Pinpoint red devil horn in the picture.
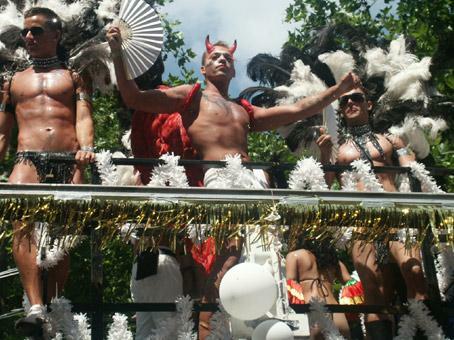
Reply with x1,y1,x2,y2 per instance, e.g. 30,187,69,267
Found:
205,35,214,54
229,40,237,55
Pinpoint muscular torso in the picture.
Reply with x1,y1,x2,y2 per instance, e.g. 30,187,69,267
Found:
183,91,250,161
10,67,78,152
337,134,397,191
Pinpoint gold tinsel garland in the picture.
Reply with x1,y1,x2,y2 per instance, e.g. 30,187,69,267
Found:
0,197,452,250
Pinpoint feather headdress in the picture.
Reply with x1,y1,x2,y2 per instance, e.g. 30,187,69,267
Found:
242,23,451,161
0,0,164,92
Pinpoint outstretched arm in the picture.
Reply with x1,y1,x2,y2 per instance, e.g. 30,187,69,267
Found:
106,26,192,113
0,79,14,160
251,72,361,131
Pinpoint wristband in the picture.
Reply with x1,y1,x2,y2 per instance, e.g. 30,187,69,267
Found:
80,146,95,152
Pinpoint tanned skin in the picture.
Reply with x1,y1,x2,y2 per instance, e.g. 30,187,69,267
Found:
107,25,361,339
106,26,362,164
322,88,428,326
0,13,95,308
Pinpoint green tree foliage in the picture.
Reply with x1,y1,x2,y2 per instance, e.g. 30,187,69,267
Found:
283,0,453,190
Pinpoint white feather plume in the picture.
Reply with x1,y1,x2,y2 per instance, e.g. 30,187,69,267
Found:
27,0,92,22
275,60,338,161
318,50,355,83
95,0,120,23
384,57,431,101
389,116,447,159
275,60,327,105
0,2,23,29
363,47,387,77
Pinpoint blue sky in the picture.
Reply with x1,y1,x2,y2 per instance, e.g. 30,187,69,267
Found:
161,0,389,96
161,0,295,96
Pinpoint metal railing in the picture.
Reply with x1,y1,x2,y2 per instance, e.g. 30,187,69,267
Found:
0,156,453,339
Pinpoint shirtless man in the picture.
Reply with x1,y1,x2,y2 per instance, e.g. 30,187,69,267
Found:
0,7,94,337
321,87,429,339
107,27,361,338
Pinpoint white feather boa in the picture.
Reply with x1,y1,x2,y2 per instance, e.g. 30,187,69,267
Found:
23,297,91,340
148,153,189,188
309,298,345,340
107,313,133,340
150,295,197,340
341,159,384,192
206,303,233,340
34,222,83,269
395,299,447,339
95,150,140,186
434,244,454,301
407,161,445,193
288,157,328,191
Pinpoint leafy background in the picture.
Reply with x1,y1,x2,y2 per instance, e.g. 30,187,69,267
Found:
0,0,452,338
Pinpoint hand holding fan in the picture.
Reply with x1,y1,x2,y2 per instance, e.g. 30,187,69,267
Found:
115,0,164,79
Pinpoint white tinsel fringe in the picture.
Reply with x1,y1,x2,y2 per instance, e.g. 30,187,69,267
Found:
309,298,345,340
107,313,133,340
95,150,119,185
288,157,328,191
187,224,209,245
206,154,262,189
175,295,197,339
434,244,454,301
148,153,189,187
150,295,197,340
95,150,138,186
206,303,233,340
34,222,82,269
341,160,384,192
408,161,444,193
121,129,132,152
48,297,91,340
395,299,446,339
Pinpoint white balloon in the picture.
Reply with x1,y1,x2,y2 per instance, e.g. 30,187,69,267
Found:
219,262,277,320
252,320,294,340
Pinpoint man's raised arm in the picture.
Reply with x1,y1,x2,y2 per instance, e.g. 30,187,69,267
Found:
106,26,192,113
251,72,361,131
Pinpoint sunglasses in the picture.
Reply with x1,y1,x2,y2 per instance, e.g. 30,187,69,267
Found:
339,93,366,106
20,26,45,38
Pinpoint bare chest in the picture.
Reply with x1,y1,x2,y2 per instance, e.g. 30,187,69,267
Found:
12,69,75,104
338,137,394,165
197,93,250,126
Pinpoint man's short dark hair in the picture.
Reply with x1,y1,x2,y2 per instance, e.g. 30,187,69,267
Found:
24,7,62,32
201,41,230,66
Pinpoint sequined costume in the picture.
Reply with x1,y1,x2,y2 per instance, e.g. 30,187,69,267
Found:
15,151,76,184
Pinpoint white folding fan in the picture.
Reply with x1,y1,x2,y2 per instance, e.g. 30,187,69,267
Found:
116,0,164,79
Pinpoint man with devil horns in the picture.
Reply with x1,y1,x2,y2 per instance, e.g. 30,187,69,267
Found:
106,28,362,338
